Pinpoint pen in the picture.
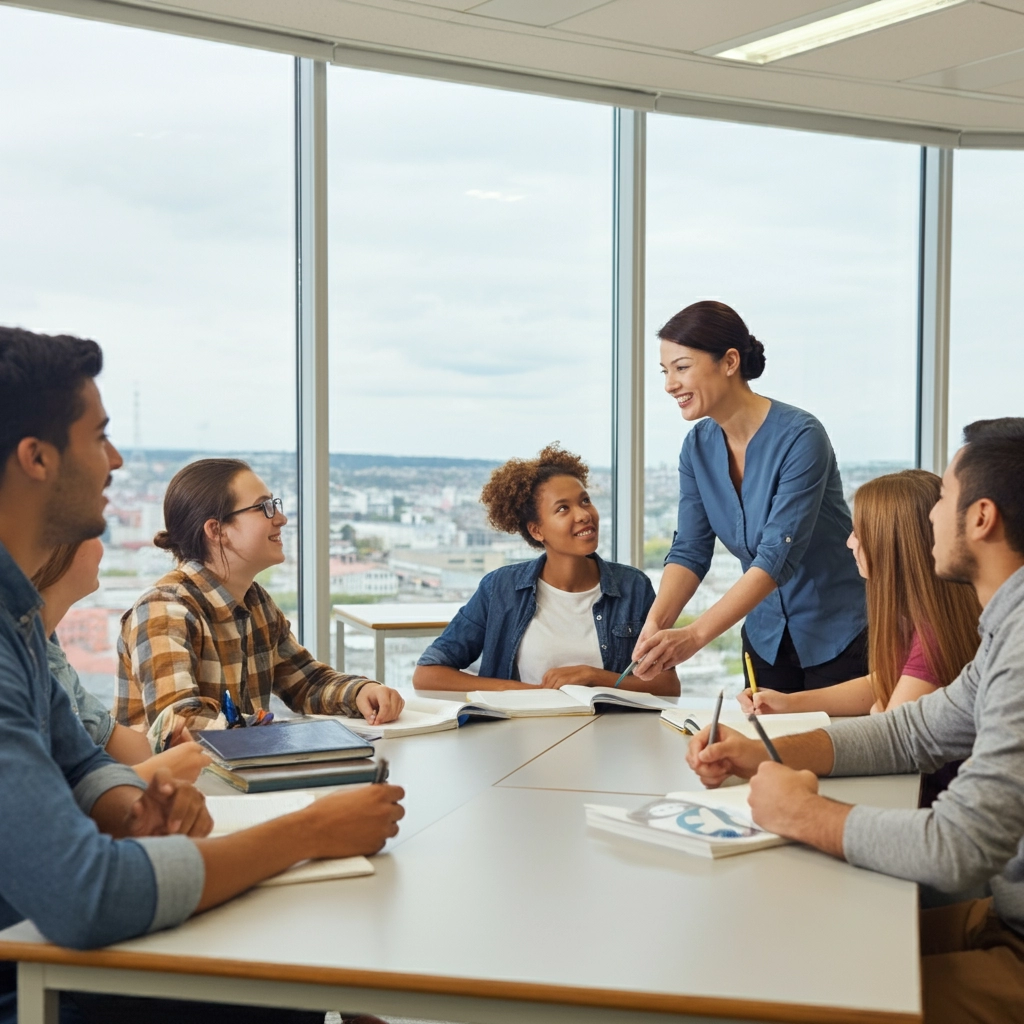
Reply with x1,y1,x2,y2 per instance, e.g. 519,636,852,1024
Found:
613,660,637,689
373,757,390,784
744,651,759,695
747,713,782,763
222,691,246,728
708,688,724,746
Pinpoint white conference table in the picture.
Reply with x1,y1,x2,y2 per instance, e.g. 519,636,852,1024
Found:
332,603,463,683
2,699,923,1024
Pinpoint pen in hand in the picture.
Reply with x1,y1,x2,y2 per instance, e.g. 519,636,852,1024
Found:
613,660,637,689
708,688,724,746
747,713,782,764
744,651,759,696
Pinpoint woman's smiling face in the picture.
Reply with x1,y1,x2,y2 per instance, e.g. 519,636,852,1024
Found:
660,340,738,422
527,475,599,556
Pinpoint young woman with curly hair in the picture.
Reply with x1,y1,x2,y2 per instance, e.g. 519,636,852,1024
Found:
413,445,680,695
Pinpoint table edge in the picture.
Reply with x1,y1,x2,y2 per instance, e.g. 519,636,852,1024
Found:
0,942,920,1024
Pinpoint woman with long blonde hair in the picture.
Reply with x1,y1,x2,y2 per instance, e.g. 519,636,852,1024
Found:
739,469,980,717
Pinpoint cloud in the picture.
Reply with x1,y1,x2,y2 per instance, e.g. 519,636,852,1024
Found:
465,189,526,202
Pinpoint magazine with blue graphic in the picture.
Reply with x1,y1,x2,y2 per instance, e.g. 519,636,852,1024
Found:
585,784,789,859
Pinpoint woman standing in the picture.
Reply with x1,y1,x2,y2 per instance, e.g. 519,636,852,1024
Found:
633,301,866,692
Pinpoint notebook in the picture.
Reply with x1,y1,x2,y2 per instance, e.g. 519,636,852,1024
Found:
660,708,831,740
206,792,375,885
205,758,379,793
585,785,787,859
198,719,374,768
316,696,509,739
464,685,677,717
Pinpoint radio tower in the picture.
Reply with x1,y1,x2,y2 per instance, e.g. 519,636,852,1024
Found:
132,385,142,462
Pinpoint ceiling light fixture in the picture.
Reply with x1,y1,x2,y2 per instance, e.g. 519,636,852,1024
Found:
713,0,970,65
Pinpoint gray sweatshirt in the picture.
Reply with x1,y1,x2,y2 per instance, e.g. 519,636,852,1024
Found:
827,565,1024,937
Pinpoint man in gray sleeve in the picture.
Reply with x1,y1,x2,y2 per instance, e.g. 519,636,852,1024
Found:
687,417,1024,1023
0,327,405,1024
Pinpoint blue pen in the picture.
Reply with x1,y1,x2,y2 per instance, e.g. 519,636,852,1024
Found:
222,691,245,728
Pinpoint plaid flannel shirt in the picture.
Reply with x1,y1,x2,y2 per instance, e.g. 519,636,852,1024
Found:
114,560,373,730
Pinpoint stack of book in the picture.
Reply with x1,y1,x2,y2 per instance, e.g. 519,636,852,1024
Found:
199,719,380,793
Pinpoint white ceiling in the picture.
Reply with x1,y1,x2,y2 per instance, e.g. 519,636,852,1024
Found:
12,0,1024,142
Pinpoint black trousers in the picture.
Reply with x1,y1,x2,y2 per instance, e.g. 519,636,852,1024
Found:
741,625,868,694
62,993,326,1024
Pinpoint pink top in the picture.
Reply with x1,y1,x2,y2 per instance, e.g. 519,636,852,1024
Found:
901,630,942,686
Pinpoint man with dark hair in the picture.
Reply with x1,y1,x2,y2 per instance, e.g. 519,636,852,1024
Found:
0,327,404,1024
688,417,1024,1023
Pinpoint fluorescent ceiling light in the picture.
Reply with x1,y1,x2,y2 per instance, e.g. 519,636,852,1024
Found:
713,0,970,65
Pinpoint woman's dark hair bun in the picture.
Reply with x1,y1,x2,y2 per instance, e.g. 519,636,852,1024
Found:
658,300,766,382
152,530,175,553
155,458,250,564
743,334,766,380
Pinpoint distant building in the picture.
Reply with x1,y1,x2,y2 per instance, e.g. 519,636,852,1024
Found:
329,559,399,596
56,607,109,653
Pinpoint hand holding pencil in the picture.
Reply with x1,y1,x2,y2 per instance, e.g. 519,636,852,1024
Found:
685,722,774,790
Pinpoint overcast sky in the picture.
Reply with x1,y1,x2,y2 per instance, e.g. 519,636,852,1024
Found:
0,4,1019,469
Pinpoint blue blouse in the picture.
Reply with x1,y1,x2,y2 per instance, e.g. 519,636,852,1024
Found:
665,400,866,668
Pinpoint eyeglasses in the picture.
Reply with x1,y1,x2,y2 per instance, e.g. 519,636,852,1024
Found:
223,497,284,520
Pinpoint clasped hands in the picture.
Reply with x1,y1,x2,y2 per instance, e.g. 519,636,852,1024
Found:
124,769,212,839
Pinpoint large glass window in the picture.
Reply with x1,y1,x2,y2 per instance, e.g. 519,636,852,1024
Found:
949,150,1024,455
0,7,295,702
645,116,919,695
327,69,612,683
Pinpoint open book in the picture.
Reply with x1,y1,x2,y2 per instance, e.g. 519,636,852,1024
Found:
323,695,510,739
660,708,830,740
586,785,787,859
465,685,678,717
206,792,375,886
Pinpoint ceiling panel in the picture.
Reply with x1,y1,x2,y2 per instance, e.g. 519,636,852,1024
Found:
910,46,1024,89
552,0,843,54
398,0,482,10
988,77,1024,96
775,3,1024,81
466,0,610,27
8,0,1024,138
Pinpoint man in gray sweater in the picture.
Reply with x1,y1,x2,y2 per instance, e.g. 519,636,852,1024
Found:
687,417,1024,1023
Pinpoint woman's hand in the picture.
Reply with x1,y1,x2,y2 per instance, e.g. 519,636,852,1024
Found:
356,683,405,725
736,688,793,715
540,665,597,689
135,742,212,785
631,616,663,664
631,625,703,681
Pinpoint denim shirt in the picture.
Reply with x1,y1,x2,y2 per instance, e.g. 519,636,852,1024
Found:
46,636,116,748
0,540,203,958
666,400,866,667
417,554,655,679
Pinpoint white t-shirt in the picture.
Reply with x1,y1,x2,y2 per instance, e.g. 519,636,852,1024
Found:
515,578,603,685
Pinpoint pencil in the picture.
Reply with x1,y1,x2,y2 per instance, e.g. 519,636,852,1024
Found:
747,713,782,763
708,688,724,746
744,651,759,694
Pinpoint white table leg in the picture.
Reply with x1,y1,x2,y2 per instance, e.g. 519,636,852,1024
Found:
18,963,58,1024
374,633,386,685
335,620,346,672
